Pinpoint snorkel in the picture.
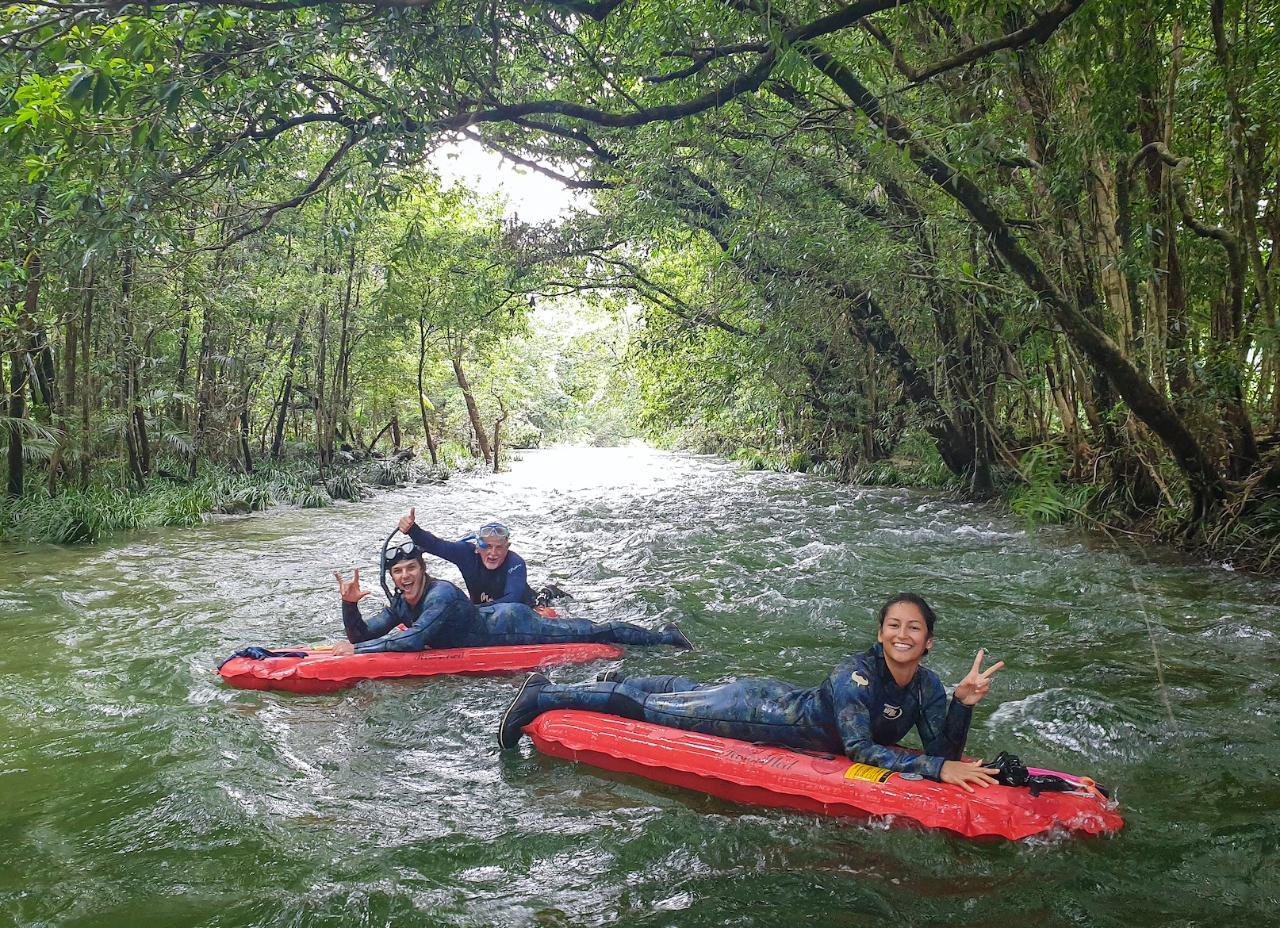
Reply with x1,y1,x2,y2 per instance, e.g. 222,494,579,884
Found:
378,525,398,603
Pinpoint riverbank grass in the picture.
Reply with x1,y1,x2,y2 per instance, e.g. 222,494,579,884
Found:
1,456,475,545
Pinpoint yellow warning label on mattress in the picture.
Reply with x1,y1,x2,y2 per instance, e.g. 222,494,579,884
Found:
843,763,893,784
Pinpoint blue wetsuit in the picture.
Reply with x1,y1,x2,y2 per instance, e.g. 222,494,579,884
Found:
341,578,680,653
407,525,534,606
530,644,972,780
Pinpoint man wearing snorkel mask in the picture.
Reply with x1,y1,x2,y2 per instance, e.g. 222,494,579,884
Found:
396,508,534,607
329,526,693,655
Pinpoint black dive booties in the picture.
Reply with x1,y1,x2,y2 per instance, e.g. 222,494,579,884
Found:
534,584,571,607
661,624,695,650
595,670,626,684
498,672,550,749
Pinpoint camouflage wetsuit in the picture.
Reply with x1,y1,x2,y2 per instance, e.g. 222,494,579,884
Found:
528,643,972,780
341,578,681,653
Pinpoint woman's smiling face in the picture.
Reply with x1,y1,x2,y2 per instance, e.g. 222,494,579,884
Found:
877,600,933,669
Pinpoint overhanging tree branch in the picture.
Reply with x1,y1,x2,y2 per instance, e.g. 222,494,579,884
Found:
909,0,1088,84
588,251,754,337
644,42,769,84
459,128,615,189
778,25,1226,511
211,132,360,251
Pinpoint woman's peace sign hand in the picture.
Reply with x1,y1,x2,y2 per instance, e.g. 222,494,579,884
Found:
954,648,1005,706
335,568,372,604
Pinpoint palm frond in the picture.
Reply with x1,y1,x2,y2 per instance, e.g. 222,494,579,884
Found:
0,416,62,444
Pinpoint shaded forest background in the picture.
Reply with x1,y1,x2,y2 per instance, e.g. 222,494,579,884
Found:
2,0,1278,566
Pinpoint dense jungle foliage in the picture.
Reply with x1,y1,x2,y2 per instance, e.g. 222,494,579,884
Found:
2,0,1278,565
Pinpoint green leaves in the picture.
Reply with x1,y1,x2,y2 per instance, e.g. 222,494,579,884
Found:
63,70,95,106
156,80,182,115
91,71,115,111
1009,445,1097,527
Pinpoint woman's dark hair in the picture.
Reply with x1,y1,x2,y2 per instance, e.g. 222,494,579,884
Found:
877,593,937,637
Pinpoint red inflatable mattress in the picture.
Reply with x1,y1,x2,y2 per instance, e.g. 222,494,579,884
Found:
525,710,1123,840
219,644,623,695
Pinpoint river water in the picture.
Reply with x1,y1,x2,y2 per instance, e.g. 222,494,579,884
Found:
1,447,1277,927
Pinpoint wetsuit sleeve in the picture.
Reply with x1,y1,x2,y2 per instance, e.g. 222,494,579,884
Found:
831,669,951,780
916,675,973,764
352,582,457,653
488,553,530,606
341,600,400,643
407,524,474,567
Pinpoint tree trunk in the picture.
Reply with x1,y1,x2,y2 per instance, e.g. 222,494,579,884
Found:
453,355,492,463
492,398,508,474
31,328,57,418
417,318,439,466
189,304,215,479
334,241,356,448
315,297,330,467
63,294,79,421
174,295,192,427
1090,160,1136,354
7,253,41,497
120,246,150,484
1047,356,1088,472
124,425,145,489
862,351,876,461
132,405,151,480
260,393,280,457
6,338,27,498
239,392,254,475
50,277,81,494
273,309,307,461
366,418,395,454
79,265,95,486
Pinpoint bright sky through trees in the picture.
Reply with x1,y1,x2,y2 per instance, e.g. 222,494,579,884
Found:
431,137,583,225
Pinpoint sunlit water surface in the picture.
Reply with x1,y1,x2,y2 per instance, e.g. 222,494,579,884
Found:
2,447,1277,927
